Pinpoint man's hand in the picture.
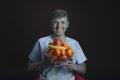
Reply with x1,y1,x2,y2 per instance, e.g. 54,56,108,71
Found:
63,61,86,74
28,55,53,72
63,61,77,70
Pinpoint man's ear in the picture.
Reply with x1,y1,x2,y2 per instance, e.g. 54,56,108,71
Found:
67,21,69,28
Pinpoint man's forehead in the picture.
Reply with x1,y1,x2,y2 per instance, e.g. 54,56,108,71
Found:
52,16,68,21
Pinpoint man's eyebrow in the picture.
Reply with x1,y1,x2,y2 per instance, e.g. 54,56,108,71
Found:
61,21,65,23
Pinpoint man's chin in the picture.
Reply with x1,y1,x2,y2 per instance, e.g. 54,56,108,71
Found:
55,33,63,36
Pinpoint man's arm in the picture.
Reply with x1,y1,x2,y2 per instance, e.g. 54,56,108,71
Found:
73,63,86,74
28,59,51,72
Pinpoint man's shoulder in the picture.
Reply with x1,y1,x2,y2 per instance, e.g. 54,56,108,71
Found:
66,36,78,43
37,35,52,42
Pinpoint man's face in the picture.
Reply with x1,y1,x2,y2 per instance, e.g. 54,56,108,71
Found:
51,16,69,36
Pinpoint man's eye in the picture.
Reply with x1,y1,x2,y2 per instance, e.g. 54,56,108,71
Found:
61,21,65,24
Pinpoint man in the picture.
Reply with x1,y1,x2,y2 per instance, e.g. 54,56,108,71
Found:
28,9,87,80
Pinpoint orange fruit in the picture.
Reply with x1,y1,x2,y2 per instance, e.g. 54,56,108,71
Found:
54,48,61,57
46,49,54,58
48,49,54,54
51,55,58,61
59,55,67,61
62,42,69,48
60,49,66,56
66,48,73,58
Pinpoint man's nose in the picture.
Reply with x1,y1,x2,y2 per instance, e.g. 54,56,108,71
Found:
57,23,62,28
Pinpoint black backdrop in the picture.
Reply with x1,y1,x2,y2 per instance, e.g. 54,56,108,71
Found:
0,0,117,80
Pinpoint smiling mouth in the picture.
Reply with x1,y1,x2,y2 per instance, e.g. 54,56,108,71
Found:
56,28,63,32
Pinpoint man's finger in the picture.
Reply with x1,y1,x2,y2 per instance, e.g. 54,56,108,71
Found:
67,61,74,64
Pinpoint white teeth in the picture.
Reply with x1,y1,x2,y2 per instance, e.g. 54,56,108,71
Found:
57,28,62,32
58,29,61,30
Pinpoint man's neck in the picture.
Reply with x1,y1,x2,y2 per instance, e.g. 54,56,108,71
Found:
52,34,66,42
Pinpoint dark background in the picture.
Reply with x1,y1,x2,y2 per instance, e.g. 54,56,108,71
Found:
0,0,117,80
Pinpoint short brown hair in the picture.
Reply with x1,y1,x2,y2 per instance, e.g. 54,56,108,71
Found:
50,9,69,21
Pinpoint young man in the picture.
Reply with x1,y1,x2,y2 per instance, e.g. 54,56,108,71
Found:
28,9,87,80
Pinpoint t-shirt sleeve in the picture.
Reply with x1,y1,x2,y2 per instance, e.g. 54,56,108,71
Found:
74,41,87,64
28,40,41,62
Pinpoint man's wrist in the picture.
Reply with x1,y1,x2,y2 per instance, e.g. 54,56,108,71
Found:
72,64,80,72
